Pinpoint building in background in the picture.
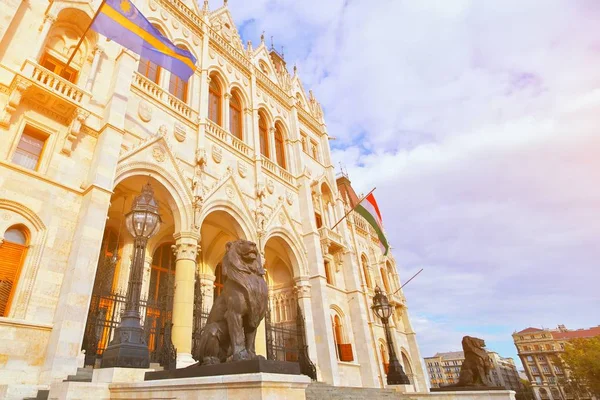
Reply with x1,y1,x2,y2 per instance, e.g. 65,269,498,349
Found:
424,350,522,391
0,0,427,397
513,325,600,400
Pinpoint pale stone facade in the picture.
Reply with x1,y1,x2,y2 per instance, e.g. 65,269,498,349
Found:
513,325,600,400
0,0,427,395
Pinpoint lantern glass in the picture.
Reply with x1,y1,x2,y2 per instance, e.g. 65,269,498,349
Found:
124,183,162,239
372,286,392,320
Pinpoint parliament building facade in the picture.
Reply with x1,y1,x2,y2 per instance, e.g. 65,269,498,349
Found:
0,0,427,396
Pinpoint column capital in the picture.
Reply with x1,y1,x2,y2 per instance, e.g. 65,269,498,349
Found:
293,278,312,299
224,92,232,99
172,231,201,261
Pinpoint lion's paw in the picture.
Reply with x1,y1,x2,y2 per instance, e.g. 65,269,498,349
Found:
202,356,221,365
232,349,252,361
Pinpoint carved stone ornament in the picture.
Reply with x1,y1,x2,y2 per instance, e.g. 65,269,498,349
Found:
286,190,294,205
138,100,152,122
278,213,286,225
211,145,223,163
152,146,166,163
266,179,274,194
171,242,200,261
62,108,90,155
149,0,158,11
225,185,234,199
174,123,186,142
157,124,168,137
237,161,247,178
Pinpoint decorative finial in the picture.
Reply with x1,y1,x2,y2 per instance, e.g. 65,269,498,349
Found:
261,31,265,44
270,36,274,50
293,64,297,75
281,46,285,59
203,0,209,12
224,0,227,5
247,40,253,53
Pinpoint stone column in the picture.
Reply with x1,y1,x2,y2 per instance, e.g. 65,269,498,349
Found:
295,278,320,380
34,14,56,60
243,107,252,145
85,44,104,91
171,231,200,368
268,127,276,161
223,92,231,132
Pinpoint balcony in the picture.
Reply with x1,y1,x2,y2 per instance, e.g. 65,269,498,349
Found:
319,226,345,255
261,155,294,186
132,72,197,125
205,119,252,159
1,59,92,126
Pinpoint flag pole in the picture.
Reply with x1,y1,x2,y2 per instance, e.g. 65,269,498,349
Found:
391,268,423,296
330,187,376,231
65,0,106,70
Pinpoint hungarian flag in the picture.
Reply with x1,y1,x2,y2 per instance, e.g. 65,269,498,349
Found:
353,192,390,255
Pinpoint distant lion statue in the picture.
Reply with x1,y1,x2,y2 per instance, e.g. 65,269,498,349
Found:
193,240,268,365
456,336,492,386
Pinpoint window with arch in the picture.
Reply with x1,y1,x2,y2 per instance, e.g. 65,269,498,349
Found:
138,25,165,84
229,92,243,139
214,262,224,298
361,256,372,289
0,225,29,316
324,260,334,285
168,46,189,102
259,113,269,157
208,76,222,125
274,126,286,169
332,312,353,362
380,341,389,374
381,267,391,293
148,243,176,303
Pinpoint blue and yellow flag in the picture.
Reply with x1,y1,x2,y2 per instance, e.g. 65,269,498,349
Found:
91,0,197,81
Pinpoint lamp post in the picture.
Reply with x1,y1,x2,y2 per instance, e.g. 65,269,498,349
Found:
371,286,410,385
101,182,161,368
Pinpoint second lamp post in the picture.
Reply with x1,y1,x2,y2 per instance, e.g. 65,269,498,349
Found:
371,286,410,385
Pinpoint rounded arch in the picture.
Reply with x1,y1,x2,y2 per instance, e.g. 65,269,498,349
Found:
263,229,307,278
0,199,47,319
199,201,256,245
172,40,199,61
3,224,30,245
145,18,173,42
274,122,287,169
401,349,414,374
229,87,245,140
114,162,192,234
257,106,274,126
229,82,250,107
207,67,230,89
360,253,373,289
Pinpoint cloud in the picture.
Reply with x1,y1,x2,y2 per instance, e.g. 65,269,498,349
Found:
227,0,600,367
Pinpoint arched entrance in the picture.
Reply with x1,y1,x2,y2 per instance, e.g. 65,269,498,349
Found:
81,176,180,368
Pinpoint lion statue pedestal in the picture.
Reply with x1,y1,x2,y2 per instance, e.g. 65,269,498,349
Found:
431,336,506,392
145,240,302,382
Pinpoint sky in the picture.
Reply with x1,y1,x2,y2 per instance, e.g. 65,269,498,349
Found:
226,0,600,369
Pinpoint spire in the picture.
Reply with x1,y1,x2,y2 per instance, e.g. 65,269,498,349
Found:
202,0,209,13
293,64,297,76
224,0,228,6
246,40,253,56
261,31,265,45
270,36,274,50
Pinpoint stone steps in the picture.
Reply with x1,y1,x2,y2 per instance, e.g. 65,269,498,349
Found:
63,367,93,383
23,388,49,400
306,382,401,400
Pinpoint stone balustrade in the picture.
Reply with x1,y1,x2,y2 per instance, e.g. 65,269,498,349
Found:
132,72,196,124
22,59,88,104
205,119,252,158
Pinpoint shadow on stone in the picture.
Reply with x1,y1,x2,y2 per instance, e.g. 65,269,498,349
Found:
145,359,301,381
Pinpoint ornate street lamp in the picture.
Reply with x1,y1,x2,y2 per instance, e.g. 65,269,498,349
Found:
101,182,161,368
371,286,410,385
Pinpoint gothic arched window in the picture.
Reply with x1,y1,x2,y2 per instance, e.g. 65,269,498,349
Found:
259,112,269,157
274,126,286,169
208,76,222,125
229,91,243,139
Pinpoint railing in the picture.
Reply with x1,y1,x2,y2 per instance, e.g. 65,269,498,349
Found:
132,72,196,123
255,68,290,104
206,27,253,71
22,59,87,104
205,119,252,158
319,226,344,246
261,155,295,185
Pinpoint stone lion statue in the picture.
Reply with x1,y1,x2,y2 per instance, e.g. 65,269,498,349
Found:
456,336,492,386
194,240,268,365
